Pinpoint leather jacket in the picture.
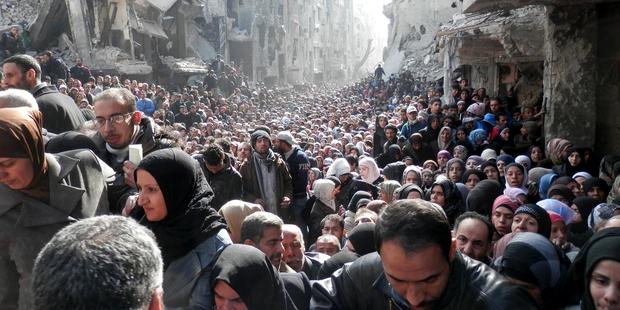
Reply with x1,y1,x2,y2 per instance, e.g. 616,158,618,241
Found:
311,252,539,310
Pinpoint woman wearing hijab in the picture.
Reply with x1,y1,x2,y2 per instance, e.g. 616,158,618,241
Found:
583,178,610,203
375,144,401,169
462,169,486,190
493,203,552,260
218,200,263,243
0,108,110,309
568,197,598,247
211,244,297,310
427,178,464,227
465,179,503,216
134,148,231,308
468,128,488,155
431,126,455,155
453,144,468,161
358,157,383,185
491,195,519,240
378,180,401,203
495,232,571,310
309,179,337,243
553,147,587,178
446,158,466,183
568,227,620,310
397,183,425,199
497,154,515,182
504,163,529,196
401,165,422,186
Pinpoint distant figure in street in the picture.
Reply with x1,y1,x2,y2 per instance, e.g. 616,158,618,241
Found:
374,64,386,81
0,26,24,59
69,58,91,85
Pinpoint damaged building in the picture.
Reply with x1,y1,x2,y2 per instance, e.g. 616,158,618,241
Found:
23,0,383,86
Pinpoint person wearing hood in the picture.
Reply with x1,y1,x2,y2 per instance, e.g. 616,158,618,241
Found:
0,108,110,309
446,158,466,183
568,227,620,310
239,129,294,222
583,178,611,203
211,244,299,310
462,169,487,190
431,126,455,155
401,165,422,186
375,144,401,169
218,200,263,243
504,163,528,193
553,147,587,178
309,179,338,243
194,144,242,211
491,195,520,240
317,222,376,279
372,114,388,157
568,196,598,247
133,148,231,309
358,156,383,185
496,154,515,182
402,132,432,165
427,178,465,227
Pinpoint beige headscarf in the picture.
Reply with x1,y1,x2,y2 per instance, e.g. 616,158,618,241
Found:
218,200,263,243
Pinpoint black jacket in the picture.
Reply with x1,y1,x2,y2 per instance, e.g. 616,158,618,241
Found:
32,83,85,134
311,252,539,310
42,57,69,83
194,153,242,210
284,147,311,198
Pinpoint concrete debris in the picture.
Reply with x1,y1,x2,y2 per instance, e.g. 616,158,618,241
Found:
0,0,41,28
160,56,209,74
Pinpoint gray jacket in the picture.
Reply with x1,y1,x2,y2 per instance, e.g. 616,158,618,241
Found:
0,150,110,310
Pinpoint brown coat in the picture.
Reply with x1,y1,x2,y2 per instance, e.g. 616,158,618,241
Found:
239,153,293,222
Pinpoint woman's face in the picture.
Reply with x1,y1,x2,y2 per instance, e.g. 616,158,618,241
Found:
484,166,499,181
378,117,387,128
359,165,369,179
0,158,34,190
570,203,583,223
568,151,582,167
456,130,467,141
136,170,167,222
454,148,466,160
465,174,481,190
496,161,507,176
437,155,449,167
404,171,418,185
511,213,539,234
589,259,620,310
492,206,514,236
214,280,248,310
466,159,478,170
448,164,463,183
530,147,542,162
440,129,451,143
430,185,446,207
506,166,524,188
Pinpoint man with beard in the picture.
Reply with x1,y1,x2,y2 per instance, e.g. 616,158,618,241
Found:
241,211,286,269
1,54,85,133
239,129,293,222
275,131,311,233
282,224,329,280
311,199,538,310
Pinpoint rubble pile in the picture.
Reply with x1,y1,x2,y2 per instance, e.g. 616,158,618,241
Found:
0,0,41,28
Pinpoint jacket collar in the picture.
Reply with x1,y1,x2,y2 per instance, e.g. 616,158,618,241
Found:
0,153,85,227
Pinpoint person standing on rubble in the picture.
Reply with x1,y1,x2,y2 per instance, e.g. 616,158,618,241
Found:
39,50,69,85
0,26,24,59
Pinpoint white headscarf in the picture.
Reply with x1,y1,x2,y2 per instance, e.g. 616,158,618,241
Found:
359,157,381,184
313,179,336,211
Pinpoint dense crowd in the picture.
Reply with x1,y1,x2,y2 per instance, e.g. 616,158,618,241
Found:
0,52,619,310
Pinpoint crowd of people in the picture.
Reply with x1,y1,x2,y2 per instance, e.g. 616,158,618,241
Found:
0,52,619,310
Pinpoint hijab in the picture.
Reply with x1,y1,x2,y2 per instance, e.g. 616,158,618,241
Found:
0,108,48,198
428,179,464,226
358,157,381,184
504,163,528,192
347,222,376,256
313,179,336,211
437,126,453,150
546,138,573,165
568,228,620,310
136,148,227,268
211,244,292,310
218,200,263,243
514,204,552,238
588,203,619,229
466,179,503,216
606,175,620,203
536,199,576,225
539,173,560,199
398,183,424,200
347,191,372,212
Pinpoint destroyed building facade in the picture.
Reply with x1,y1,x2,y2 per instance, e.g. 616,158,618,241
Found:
21,0,383,85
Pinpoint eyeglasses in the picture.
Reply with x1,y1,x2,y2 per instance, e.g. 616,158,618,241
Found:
95,113,132,128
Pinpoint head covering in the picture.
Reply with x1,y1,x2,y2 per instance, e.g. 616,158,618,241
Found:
429,179,464,225
529,167,553,185
325,158,350,178
492,195,520,214
608,175,620,204
135,148,226,267
515,155,531,171
437,150,452,162
380,180,401,201
401,165,422,186
0,108,47,191
276,131,295,146
461,169,486,184
218,200,263,242
536,199,576,225
466,155,485,168
546,184,575,203
358,157,381,184
497,154,515,165
582,177,610,199
478,150,497,164
309,167,321,179
453,145,468,160
514,204,552,238
599,155,620,183
466,102,485,117
46,131,99,154
347,191,372,212
250,129,271,149
588,203,620,229
503,187,527,202
568,228,620,310
539,173,560,199
497,232,569,308
398,183,424,199
211,244,291,310
383,161,407,181
446,158,465,179
437,126,453,150
469,129,487,145
347,223,376,256
504,163,528,191
546,138,573,165
466,179,503,216
573,171,593,181
313,179,336,211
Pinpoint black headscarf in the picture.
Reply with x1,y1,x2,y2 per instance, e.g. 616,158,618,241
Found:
465,179,503,216
347,222,376,256
568,228,620,310
398,183,424,200
347,191,372,212
427,179,464,226
136,148,226,268
514,204,552,238
210,244,293,310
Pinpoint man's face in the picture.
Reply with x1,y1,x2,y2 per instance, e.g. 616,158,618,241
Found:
1,63,32,90
454,218,490,262
316,240,340,256
94,99,134,149
407,112,417,122
490,100,501,113
282,230,305,272
380,241,451,310
257,226,284,268
254,137,271,154
385,129,396,141
322,220,344,240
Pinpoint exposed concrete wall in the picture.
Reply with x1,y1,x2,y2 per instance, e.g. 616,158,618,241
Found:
543,4,597,148
596,2,620,155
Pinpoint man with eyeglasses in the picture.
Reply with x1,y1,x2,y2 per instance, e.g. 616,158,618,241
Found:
92,87,158,213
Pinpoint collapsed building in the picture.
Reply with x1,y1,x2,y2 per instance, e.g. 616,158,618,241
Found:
384,0,620,155
23,0,384,86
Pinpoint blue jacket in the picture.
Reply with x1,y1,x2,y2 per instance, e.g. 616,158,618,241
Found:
400,120,426,140
285,146,311,198
136,98,155,116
